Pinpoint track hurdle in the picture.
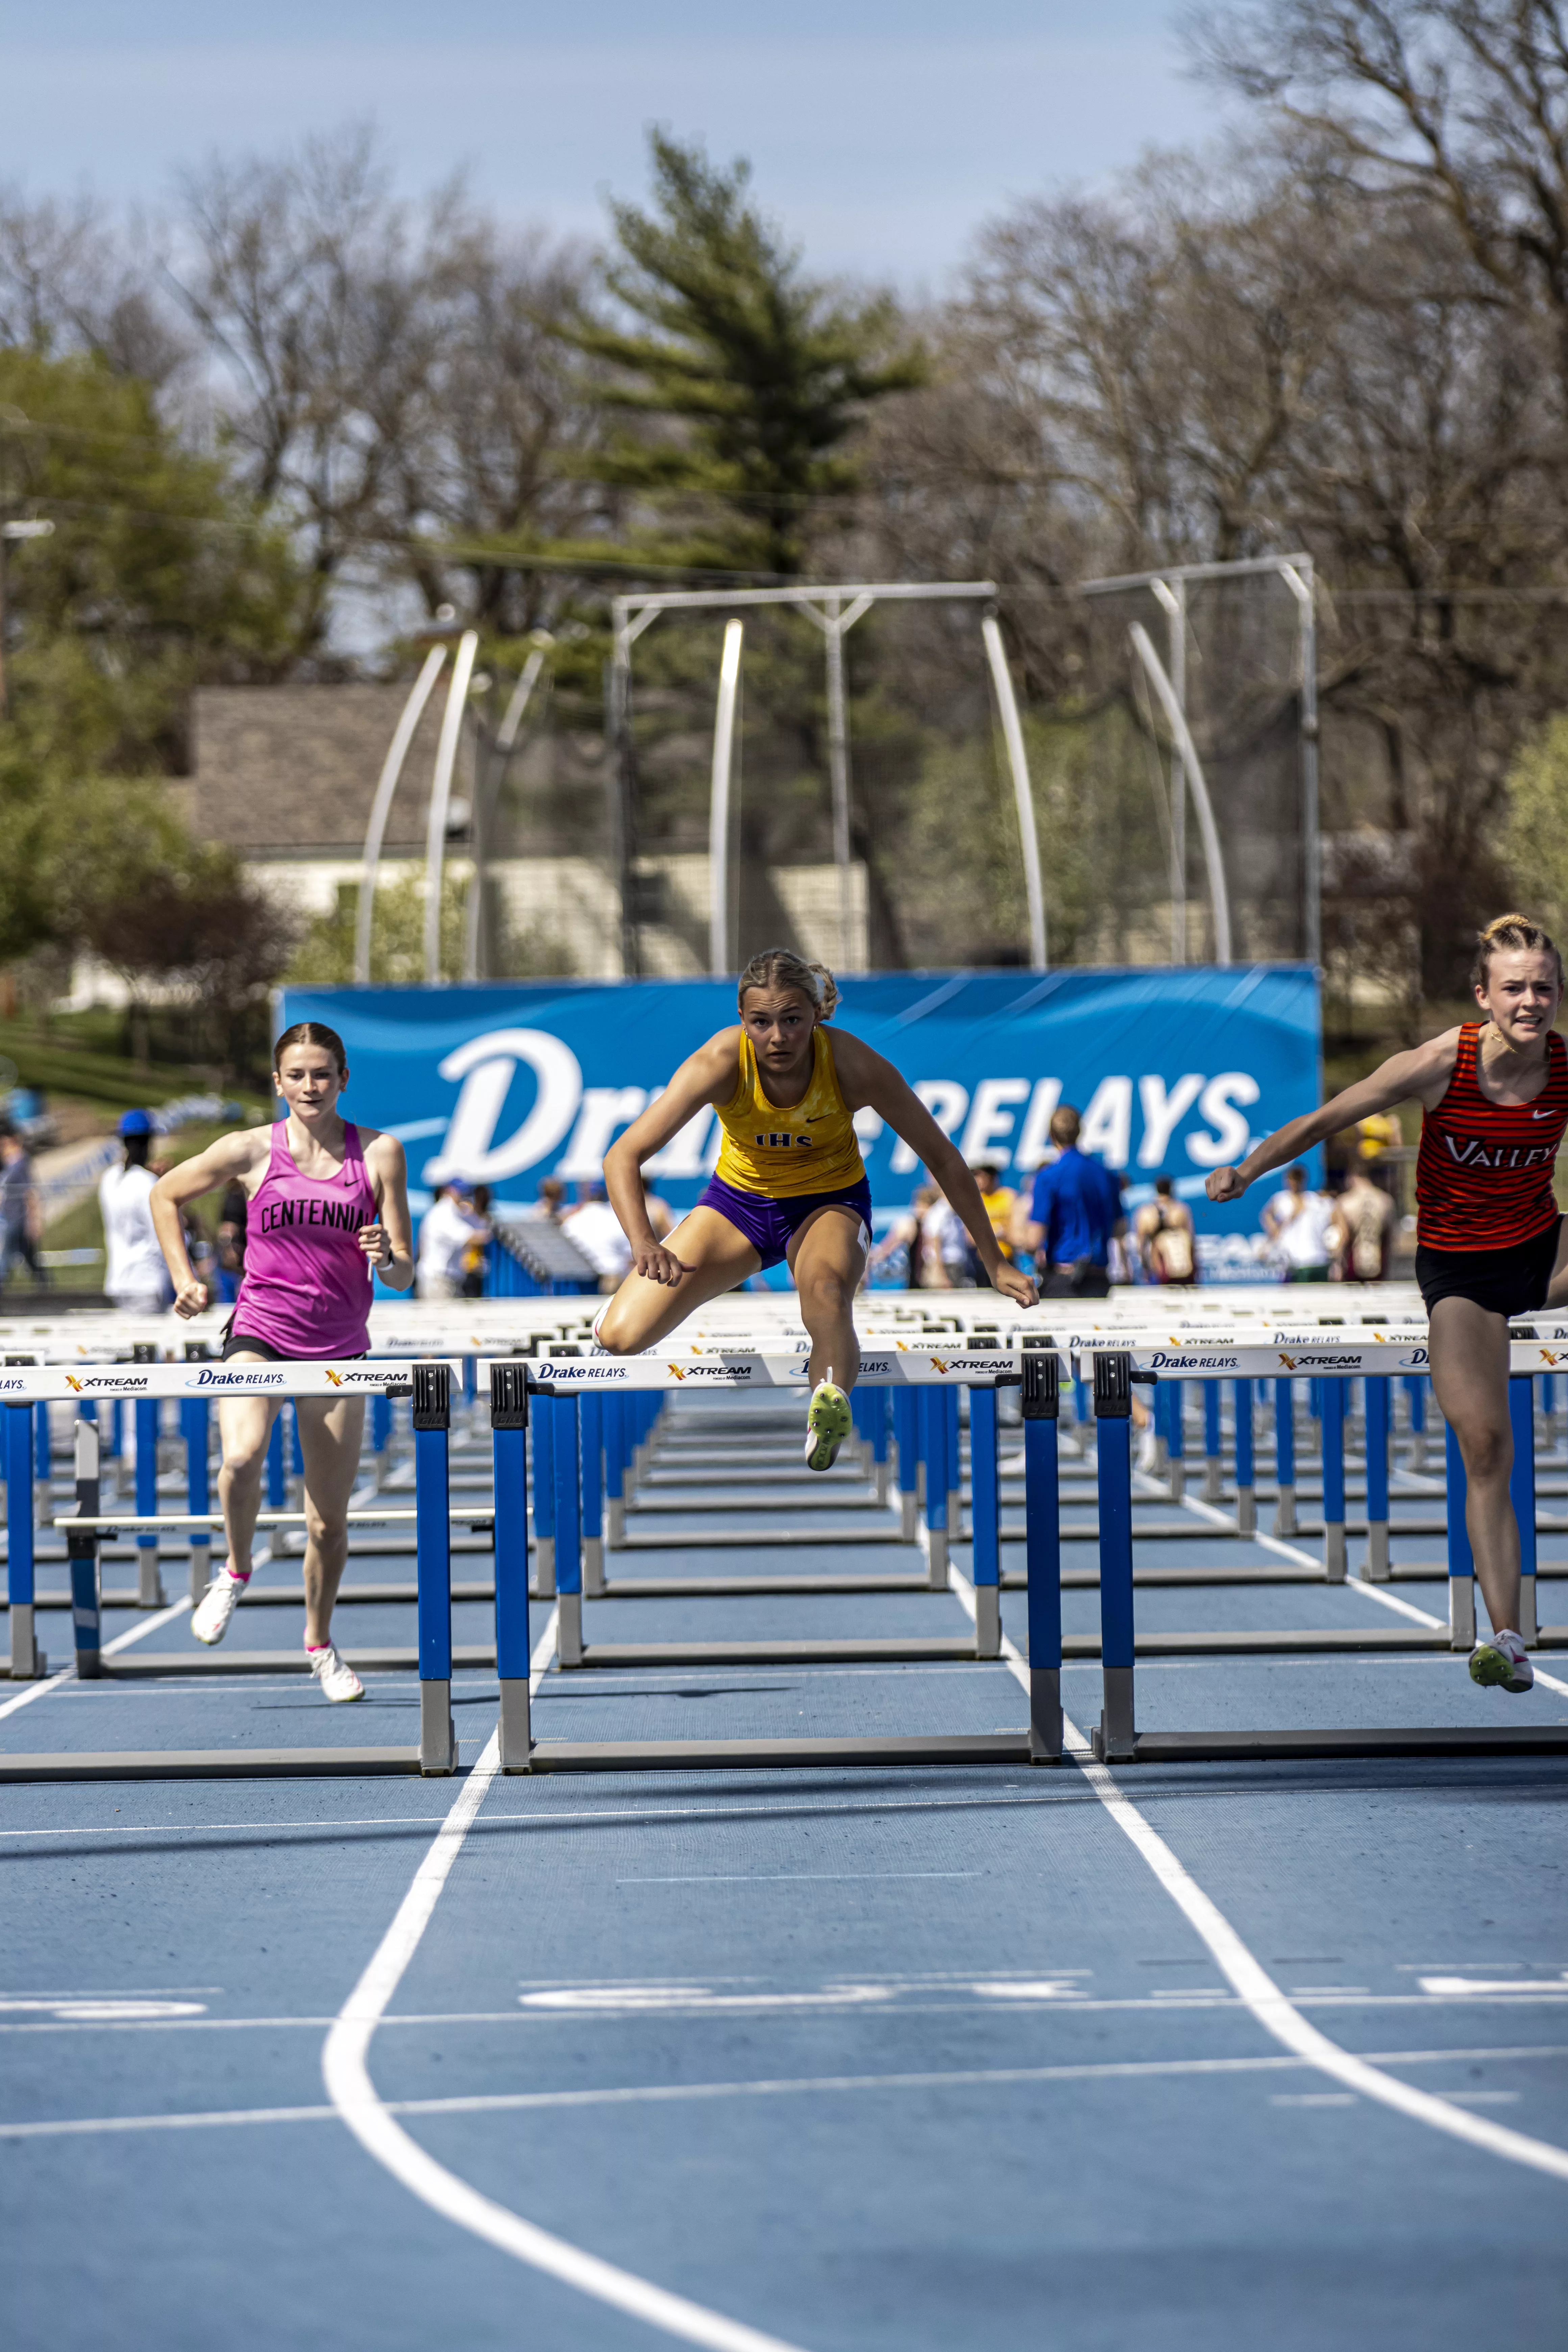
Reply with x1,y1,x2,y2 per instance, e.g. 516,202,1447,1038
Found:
1081,1345,1568,1763
517,1345,1017,1672
0,1358,466,1781
6,1369,44,1680
487,1351,1039,1774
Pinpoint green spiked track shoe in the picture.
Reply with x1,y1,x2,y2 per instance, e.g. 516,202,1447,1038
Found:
804,1378,853,1473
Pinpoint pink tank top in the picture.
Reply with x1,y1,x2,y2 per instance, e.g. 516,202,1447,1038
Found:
232,1121,377,1358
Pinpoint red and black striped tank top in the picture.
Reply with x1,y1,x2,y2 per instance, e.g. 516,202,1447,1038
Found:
1416,1023,1568,1250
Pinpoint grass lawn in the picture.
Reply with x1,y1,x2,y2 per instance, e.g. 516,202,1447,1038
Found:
38,1120,262,1290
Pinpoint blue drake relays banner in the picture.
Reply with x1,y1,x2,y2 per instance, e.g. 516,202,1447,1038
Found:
281,969,1322,1252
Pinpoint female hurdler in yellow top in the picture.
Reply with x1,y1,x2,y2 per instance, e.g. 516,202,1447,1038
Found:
597,948,1038,1469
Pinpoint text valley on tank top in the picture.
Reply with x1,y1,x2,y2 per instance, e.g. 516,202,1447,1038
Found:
232,1120,378,1357
1415,1023,1568,1251
714,1027,866,1198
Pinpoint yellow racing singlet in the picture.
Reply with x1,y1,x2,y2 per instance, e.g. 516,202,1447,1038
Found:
714,1028,866,1198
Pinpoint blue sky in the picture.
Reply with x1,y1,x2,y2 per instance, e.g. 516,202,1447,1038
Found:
1,1,1230,284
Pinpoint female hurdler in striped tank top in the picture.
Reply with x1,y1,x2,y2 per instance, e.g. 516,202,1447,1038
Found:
597,950,1038,1470
1207,915,1568,1696
148,1023,415,1703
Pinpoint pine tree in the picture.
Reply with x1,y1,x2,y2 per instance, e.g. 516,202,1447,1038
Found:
565,134,925,577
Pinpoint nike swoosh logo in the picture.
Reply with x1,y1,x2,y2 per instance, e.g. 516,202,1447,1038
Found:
1533,1110,1552,1119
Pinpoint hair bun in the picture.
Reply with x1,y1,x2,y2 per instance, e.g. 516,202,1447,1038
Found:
737,949,840,1020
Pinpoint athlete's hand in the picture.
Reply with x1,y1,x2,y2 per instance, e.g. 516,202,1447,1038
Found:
173,1276,208,1319
357,1222,394,1271
632,1243,689,1288
991,1261,1038,1311
1205,1166,1248,1203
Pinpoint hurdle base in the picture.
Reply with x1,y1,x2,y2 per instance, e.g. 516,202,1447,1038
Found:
1029,1665,1062,1763
498,1676,532,1770
607,1497,626,1547
1168,1461,1185,1503
188,1548,211,1608
520,1731,1033,1772
565,1636,995,1670
137,1549,166,1609
583,1537,605,1598
419,1680,457,1775
557,1589,583,1666
974,1583,1000,1659
1113,1725,1568,1763
1094,1665,1136,1762
0,1746,428,1782
1324,1525,1347,1584
900,1492,918,1543
1520,1578,1538,1645
1364,1521,1390,1581
7,1603,45,1679
100,1643,499,1675
1235,1487,1256,1536
534,1534,556,1597
1204,1459,1223,1502
1275,1483,1298,1535
925,1525,949,1590
599,1570,935,1598
1450,1576,1477,1649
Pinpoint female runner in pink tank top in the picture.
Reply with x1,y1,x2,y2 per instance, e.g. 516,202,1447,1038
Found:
150,1023,414,1702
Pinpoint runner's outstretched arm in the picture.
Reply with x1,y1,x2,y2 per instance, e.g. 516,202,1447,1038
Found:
1205,1035,1458,1204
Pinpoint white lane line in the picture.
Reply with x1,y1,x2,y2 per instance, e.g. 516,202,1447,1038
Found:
0,1664,72,1723
0,1586,196,1724
1171,1485,1568,1694
12,2039,1567,2142
322,1607,810,2352
948,1555,1568,2182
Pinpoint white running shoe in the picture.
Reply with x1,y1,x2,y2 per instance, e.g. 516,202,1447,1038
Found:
1469,1630,1534,1694
191,1570,246,1646
1136,1427,1160,1475
804,1378,853,1473
308,1643,364,1703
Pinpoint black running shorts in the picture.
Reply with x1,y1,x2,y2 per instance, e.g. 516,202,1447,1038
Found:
1415,1216,1563,1321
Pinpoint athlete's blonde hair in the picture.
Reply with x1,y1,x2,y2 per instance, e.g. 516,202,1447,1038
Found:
737,948,840,1020
1471,913,1565,992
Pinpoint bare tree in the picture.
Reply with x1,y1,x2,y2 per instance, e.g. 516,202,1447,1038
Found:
0,188,189,387
1188,0,1568,389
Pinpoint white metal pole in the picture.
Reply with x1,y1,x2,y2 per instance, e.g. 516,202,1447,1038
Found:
355,646,446,986
463,641,550,984
708,619,744,975
424,629,479,986
980,615,1046,970
1151,579,1187,962
1129,623,1232,963
823,602,854,970
1279,562,1321,970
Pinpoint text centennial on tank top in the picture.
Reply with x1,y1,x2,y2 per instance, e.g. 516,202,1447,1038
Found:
230,1121,378,1357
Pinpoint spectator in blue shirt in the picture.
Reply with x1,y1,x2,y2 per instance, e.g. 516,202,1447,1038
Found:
1023,1104,1127,1297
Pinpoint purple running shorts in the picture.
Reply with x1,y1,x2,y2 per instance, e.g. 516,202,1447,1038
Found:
695,1173,873,1271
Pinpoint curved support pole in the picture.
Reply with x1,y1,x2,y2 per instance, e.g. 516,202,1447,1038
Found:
708,618,744,975
981,614,1046,971
463,640,550,984
1128,622,1233,964
424,629,480,987
355,646,447,986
